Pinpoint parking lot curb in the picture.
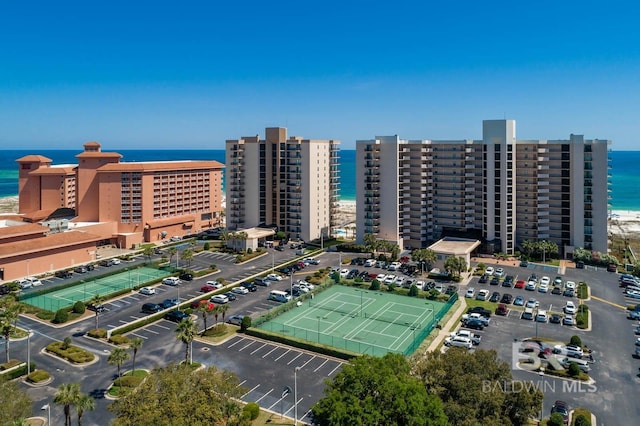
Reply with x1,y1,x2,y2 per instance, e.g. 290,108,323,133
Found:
425,297,468,353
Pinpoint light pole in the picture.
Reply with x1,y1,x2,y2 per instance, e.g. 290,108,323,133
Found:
41,404,50,425
294,366,301,426
27,330,32,375
272,252,275,273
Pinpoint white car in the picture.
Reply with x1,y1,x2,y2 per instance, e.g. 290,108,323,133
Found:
27,277,43,287
384,275,396,284
627,290,640,299
485,266,495,276
304,258,320,265
111,258,122,265
162,277,181,286
476,289,490,301
298,280,314,290
364,259,376,267
266,273,282,281
395,276,406,287
444,335,473,349
205,281,223,290
232,286,249,295
565,281,576,290
525,281,537,291
17,279,32,289
139,287,156,295
494,268,505,277
540,276,550,286
525,298,539,309
210,294,230,304
538,282,549,293
465,288,476,298
564,301,577,314
376,274,387,281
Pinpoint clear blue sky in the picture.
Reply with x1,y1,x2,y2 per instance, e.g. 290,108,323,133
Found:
2,1,639,150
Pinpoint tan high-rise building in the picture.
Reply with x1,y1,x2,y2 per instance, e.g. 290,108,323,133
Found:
225,127,340,242
356,119,610,256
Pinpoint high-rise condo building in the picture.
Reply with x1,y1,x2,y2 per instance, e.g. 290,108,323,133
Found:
225,127,340,242
356,119,610,256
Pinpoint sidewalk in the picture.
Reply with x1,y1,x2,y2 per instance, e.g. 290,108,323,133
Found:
425,297,467,353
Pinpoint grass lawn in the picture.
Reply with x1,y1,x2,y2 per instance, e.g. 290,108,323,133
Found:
108,369,149,397
253,410,295,425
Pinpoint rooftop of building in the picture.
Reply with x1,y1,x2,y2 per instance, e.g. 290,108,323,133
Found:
428,237,481,255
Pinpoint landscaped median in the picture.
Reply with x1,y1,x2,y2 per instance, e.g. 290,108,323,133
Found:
45,338,96,364
107,370,149,398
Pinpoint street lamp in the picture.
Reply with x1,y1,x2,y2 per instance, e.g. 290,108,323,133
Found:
294,366,301,426
27,329,32,375
41,404,50,425
272,252,275,272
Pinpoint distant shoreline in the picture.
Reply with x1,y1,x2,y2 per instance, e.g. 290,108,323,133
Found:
0,195,18,214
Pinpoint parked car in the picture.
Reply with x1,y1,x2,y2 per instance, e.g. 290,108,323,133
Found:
519,260,529,267
540,276,551,286
515,279,526,289
564,301,577,315
513,295,525,306
224,292,237,301
563,288,575,297
465,288,476,298
87,303,105,313
162,277,181,286
479,274,488,284
191,300,215,310
490,277,500,286
550,400,569,424
563,315,575,326
494,268,505,277
535,310,548,323
141,303,162,314
111,258,122,265
266,273,283,281
254,277,271,287
210,294,230,304
179,273,194,281
551,286,562,295
74,266,88,274
243,282,258,292
538,282,549,293
160,298,179,309
526,298,539,308
466,306,492,318
139,287,156,295
495,303,509,316
476,289,490,301
464,313,490,327
525,281,537,291
485,266,495,276
26,277,43,286
99,259,114,267
444,335,473,349
55,270,73,279
553,276,563,287
549,314,562,324
489,291,501,303
464,318,486,330
500,293,513,304
232,286,249,295
227,314,246,326
17,279,32,289
503,276,514,287
164,310,190,322
201,282,223,292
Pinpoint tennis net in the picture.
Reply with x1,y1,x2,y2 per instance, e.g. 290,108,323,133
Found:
309,301,361,317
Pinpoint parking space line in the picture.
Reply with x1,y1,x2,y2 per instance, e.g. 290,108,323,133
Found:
154,324,170,330
227,337,245,348
262,346,280,359
250,343,268,355
313,359,329,372
287,352,303,365
241,383,260,399
299,355,316,369
238,340,255,351
144,328,159,334
275,349,291,361
237,379,247,387
129,332,148,340
254,388,273,403
328,363,342,376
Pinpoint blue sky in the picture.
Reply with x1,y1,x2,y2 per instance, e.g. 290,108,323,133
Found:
1,1,639,150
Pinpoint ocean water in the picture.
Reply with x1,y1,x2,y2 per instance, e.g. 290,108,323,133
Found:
0,150,635,209
0,149,357,201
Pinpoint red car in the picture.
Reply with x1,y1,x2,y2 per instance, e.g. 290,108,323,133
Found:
515,279,526,289
191,300,215,310
495,303,509,316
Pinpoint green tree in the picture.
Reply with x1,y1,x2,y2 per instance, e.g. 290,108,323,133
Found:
143,246,155,263
414,348,542,426
369,279,381,291
109,364,244,426
0,309,16,362
411,248,437,274
168,247,178,265
574,413,591,426
218,303,230,324
570,335,583,347
0,376,32,425
444,256,467,278
197,302,213,334
129,337,143,375
548,412,565,426
54,383,81,426
408,284,419,297
180,249,194,267
568,362,581,377
363,233,379,258
76,393,95,426
88,294,105,330
312,353,448,425
108,348,130,379
175,318,197,364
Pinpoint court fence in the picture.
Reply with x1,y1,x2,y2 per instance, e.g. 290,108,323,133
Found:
250,285,458,357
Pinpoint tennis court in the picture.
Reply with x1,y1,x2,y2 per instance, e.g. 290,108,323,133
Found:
21,266,171,312
257,285,454,356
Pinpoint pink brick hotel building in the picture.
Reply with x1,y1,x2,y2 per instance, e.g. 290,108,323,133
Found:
0,142,223,282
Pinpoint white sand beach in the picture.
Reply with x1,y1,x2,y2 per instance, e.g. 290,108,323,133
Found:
334,200,356,228
609,210,640,238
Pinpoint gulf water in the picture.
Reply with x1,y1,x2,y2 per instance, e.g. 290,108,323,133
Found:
0,150,636,209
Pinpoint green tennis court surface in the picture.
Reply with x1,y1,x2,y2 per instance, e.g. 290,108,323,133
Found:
21,267,170,312
257,285,454,356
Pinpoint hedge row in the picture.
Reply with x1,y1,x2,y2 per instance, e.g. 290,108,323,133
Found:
46,342,95,364
0,362,35,380
27,369,51,383
245,328,358,361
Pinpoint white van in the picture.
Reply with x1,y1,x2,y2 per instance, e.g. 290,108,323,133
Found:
268,290,292,303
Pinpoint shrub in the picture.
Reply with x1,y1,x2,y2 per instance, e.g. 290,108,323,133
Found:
27,369,50,383
247,247,253,254
114,375,143,388
53,309,69,324
0,362,35,380
387,283,396,292
569,335,583,347
46,342,95,364
574,414,591,426
548,413,565,426
109,334,130,345
72,301,86,314
87,329,107,338
369,279,381,291
62,337,72,350
408,284,419,297
203,242,210,250
243,402,260,420
567,362,581,377
240,315,252,332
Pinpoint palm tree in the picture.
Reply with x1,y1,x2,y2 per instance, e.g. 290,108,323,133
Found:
212,305,221,325
181,249,194,267
53,383,81,426
175,318,197,364
129,337,143,375
218,304,230,324
87,294,105,330
142,246,154,263
197,302,212,335
0,309,17,362
168,247,177,265
108,347,129,379
75,393,95,426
